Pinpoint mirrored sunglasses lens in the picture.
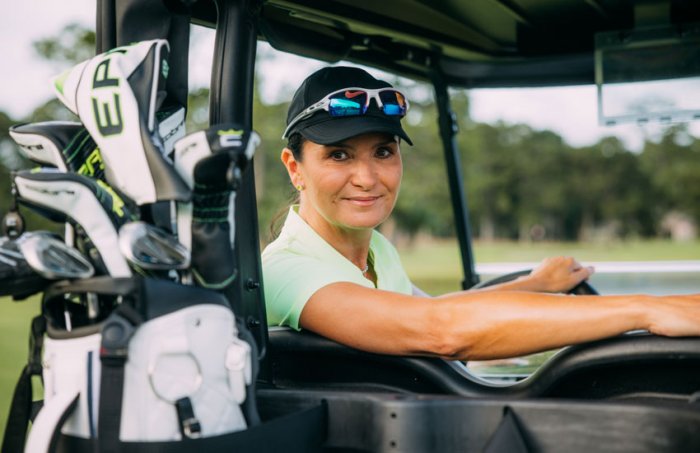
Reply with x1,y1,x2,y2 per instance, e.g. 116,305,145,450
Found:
379,90,407,116
328,91,367,116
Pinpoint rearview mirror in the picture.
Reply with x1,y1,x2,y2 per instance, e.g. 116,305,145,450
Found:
595,24,700,126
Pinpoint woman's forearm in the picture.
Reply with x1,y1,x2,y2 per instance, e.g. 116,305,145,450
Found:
465,275,541,293
432,291,648,361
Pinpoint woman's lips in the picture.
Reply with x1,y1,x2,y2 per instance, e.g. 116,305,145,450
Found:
344,195,381,206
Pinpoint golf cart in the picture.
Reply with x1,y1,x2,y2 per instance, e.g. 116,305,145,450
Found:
190,0,700,450
8,0,700,451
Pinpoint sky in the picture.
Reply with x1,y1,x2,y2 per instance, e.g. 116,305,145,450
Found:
2,1,698,151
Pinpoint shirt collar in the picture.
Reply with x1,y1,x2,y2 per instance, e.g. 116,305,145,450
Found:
281,205,379,274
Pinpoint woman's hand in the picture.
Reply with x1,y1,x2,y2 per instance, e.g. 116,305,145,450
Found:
526,256,594,293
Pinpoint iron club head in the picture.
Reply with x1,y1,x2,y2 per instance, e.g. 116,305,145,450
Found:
17,232,94,280
119,221,190,270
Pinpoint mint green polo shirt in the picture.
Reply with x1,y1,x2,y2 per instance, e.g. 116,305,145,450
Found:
262,206,413,330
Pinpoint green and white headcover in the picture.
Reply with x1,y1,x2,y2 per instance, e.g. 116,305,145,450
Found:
53,39,189,205
13,170,135,277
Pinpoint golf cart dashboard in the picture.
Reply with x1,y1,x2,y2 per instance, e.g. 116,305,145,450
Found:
265,328,700,402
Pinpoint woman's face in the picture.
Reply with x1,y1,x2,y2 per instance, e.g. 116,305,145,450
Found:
284,132,403,232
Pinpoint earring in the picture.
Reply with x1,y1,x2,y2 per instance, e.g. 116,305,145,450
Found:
296,184,304,191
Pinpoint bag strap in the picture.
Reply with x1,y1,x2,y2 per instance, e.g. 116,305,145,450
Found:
24,391,79,453
2,315,46,453
98,305,142,453
55,402,327,453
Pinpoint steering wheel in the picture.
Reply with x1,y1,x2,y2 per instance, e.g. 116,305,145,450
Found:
471,269,599,295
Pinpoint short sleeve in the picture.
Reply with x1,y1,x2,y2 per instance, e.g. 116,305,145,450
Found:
263,253,360,330
262,206,410,331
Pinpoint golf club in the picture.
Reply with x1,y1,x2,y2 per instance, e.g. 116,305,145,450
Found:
0,236,51,299
17,231,96,330
17,232,94,280
118,221,190,271
172,125,259,289
10,121,108,247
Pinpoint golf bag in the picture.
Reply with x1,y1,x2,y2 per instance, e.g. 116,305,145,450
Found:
22,277,252,452
2,31,326,452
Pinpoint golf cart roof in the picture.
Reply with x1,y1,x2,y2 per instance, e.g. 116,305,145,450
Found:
190,0,700,88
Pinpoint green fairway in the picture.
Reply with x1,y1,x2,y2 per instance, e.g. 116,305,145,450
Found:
0,296,41,444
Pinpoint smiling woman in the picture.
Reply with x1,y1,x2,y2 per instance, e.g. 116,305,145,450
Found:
261,65,700,361
282,133,403,259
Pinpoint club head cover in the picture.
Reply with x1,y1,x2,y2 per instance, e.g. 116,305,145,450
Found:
157,106,187,158
52,39,189,205
12,169,135,277
173,124,259,190
172,124,259,247
171,125,260,289
9,122,106,180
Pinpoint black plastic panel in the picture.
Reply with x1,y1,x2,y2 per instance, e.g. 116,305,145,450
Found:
258,389,700,452
266,330,700,401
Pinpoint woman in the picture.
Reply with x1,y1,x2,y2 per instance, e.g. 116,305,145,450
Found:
262,66,700,360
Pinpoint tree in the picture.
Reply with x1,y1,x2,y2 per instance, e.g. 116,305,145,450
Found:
11,23,696,243
33,23,95,67
640,125,700,226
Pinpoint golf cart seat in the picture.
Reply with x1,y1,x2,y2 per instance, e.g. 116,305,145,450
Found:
266,328,700,401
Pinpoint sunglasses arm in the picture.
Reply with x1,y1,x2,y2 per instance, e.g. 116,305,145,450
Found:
281,99,330,139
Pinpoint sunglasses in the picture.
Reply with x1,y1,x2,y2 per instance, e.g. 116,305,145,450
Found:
282,87,410,139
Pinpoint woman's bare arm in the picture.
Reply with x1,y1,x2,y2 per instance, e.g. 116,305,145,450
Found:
299,282,700,361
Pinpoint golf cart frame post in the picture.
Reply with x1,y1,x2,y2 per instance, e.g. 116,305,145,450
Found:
96,0,270,355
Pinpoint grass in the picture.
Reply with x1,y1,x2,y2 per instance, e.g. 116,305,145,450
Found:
0,296,41,443
1,238,699,438
398,238,700,294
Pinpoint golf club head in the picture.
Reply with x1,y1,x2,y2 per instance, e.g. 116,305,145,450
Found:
0,236,51,298
119,221,190,270
18,232,94,280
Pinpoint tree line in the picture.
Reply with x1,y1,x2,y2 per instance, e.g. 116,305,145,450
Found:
2,25,699,243
248,86,700,244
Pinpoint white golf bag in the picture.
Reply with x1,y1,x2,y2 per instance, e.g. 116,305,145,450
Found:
2,29,326,453
25,277,253,452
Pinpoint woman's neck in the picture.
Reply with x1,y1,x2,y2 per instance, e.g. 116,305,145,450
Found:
297,204,372,271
